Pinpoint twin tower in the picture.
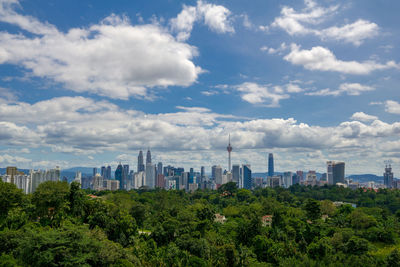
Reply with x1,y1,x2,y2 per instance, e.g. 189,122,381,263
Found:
137,149,151,172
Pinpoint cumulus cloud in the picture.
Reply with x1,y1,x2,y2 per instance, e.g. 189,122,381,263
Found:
270,0,378,46
271,0,338,35
284,44,398,75
350,112,378,122
234,82,290,107
306,83,375,96
0,0,202,99
170,0,234,41
318,19,379,46
260,43,288,55
385,100,400,114
1,96,400,173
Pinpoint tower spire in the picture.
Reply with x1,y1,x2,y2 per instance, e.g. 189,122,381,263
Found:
227,134,232,172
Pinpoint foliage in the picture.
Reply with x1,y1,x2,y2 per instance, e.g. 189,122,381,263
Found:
0,180,400,266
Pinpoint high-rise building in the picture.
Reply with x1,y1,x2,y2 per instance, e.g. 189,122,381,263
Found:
283,171,292,188
267,175,282,188
213,165,223,185
106,166,111,179
157,162,163,176
189,168,194,184
268,153,274,177
211,165,217,180
146,149,152,164
242,164,252,190
101,166,106,178
145,163,155,188
232,164,240,185
92,174,104,191
227,134,232,172
326,161,345,185
122,164,129,190
6,166,18,184
115,163,123,190
138,151,145,172
201,166,205,178
327,161,334,185
74,171,82,186
333,162,345,185
296,171,304,182
156,174,165,188
384,164,394,188
93,168,97,177
29,167,61,193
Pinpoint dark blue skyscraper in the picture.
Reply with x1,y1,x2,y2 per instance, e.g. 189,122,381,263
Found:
123,164,129,189
268,153,274,177
146,149,151,164
138,151,145,172
243,164,252,190
101,166,106,177
189,168,194,184
115,163,123,189
106,166,111,179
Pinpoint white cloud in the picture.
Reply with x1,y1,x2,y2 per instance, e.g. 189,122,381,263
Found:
270,1,378,46
306,83,375,96
0,1,202,99
350,112,378,122
319,19,379,46
284,44,398,74
0,154,32,165
234,82,290,107
385,100,400,114
260,43,287,55
271,0,338,35
1,96,400,174
170,0,234,41
201,90,219,96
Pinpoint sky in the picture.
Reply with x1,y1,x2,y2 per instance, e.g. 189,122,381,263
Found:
0,0,399,175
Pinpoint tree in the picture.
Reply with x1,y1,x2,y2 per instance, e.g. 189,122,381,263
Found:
344,236,369,255
69,181,86,217
32,181,70,226
304,199,321,221
0,180,24,217
386,248,400,267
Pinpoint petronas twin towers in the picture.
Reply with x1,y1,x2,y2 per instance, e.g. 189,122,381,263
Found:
137,149,151,172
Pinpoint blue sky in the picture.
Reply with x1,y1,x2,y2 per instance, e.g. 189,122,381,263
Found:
0,0,399,175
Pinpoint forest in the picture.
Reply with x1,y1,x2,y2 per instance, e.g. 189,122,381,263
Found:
0,179,400,266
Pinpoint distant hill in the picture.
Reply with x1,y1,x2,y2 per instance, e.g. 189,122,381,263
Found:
348,174,384,183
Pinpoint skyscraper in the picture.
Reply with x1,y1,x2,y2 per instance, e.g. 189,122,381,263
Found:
138,151,145,172
283,172,292,188
157,162,163,176
145,163,155,188
115,163,123,190
189,168,194,184
332,162,345,184
146,149,151,164
201,166,205,178
242,164,252,190
268,153,274,177
327,161,334,185
214,166,223,185
123,164,129,190
106,166,111,179
384,164,394,188
232,164,240,185
227,134,232,172
93,168,97,177
101,166,106,178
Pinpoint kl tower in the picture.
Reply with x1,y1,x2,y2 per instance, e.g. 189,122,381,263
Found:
227,134,232,172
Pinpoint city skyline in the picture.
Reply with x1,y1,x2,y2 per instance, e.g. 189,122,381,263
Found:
0,0,399,175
